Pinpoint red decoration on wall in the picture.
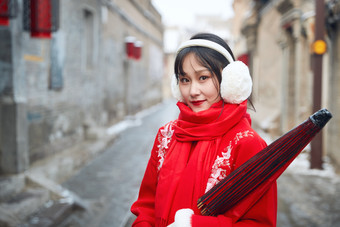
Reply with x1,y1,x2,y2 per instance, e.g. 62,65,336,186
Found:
0,17,8,26
125,36,136,59
125,37,143,60
237,53,249,66
30,0,52,38
0,0,9,26
23,0,59,39
0,0,18,26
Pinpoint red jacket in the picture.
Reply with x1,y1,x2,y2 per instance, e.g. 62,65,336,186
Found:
131,103,277,226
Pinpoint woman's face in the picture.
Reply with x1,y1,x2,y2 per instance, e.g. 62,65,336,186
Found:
179,53,221,112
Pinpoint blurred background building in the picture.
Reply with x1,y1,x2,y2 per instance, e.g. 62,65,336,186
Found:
1,0,164,223
0,0,163,174
230,0,340,172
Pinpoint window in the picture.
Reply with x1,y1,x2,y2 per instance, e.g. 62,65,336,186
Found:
82,9,94,69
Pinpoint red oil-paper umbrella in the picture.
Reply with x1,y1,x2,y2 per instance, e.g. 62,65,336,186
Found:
197,108,332,216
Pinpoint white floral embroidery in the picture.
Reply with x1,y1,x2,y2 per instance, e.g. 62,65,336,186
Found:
205,130,255,193
156,121,176,172
234,130,254,145
206,141,232,192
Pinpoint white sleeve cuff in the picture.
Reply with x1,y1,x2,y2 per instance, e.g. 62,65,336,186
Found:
174,208,194,227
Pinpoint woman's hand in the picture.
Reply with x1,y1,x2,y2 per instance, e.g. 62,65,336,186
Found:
167,209,194,227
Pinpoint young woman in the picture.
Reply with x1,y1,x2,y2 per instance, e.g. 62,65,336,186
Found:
131,33,277,227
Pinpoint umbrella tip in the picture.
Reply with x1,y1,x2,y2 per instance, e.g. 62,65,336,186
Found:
310,108,333,128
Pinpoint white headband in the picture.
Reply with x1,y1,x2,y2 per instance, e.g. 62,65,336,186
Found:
176,39,235,64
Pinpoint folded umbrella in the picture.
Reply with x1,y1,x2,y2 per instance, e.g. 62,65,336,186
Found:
197,108,332,216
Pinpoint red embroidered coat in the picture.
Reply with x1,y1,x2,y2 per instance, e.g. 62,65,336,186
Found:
131,102,277,226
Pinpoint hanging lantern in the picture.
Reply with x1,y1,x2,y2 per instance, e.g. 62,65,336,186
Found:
0,0,18,26
125,36,136,59
237,53,249,66
134,41,143,60
23,0,59,39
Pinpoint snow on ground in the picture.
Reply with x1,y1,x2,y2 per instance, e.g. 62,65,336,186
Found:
257,128,338,180
106,100,173,136
287,151,337,179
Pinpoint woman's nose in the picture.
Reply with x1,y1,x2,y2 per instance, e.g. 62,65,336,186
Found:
189,82,200,96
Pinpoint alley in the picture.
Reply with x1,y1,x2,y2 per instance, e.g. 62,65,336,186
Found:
58,100,340,227
59,99,179,227
2,1,340,227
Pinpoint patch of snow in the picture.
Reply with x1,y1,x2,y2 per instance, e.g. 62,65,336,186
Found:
287,152,337,179
258,129,338,180
106,101,166,136
106,118,142,136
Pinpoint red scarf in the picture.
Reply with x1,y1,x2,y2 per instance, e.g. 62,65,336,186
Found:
155,100,248,226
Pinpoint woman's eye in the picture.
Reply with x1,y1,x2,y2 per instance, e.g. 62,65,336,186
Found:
200,76,209,81
180,78,189,83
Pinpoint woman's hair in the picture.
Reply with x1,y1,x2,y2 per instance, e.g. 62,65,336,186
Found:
174,33,235,86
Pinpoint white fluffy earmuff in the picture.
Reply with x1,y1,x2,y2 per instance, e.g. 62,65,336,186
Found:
171,73,184,102
171,39,252,104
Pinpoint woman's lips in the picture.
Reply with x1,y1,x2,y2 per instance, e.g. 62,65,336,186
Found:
191,100,205,106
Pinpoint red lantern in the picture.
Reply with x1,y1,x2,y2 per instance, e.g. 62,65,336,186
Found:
125,36,136,59
134,41,143,60
23,0,59,39
0,0,9,26
30,0,52,38
0,0,18,26
237,53,249,66
0,17,8,26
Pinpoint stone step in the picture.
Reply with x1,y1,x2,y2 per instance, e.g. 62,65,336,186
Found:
26,201,75,227
0,188,50,226
0,172,87,226
0,174,25,202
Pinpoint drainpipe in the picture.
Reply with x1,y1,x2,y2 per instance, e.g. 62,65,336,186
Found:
311,0,326,169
